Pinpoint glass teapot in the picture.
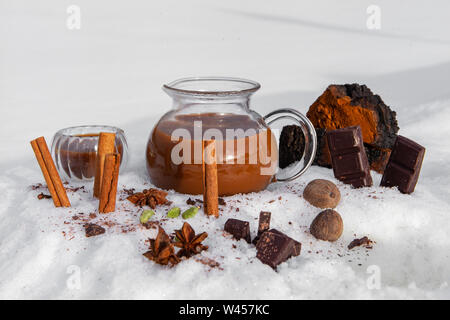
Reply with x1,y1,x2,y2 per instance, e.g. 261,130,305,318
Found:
146,77,317,196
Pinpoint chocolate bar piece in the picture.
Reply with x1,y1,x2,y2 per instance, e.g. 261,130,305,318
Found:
380,135,425,194
252,211,272,244
224,218,251,243
268,229,302,257
256,229,301,269
326,126,373,188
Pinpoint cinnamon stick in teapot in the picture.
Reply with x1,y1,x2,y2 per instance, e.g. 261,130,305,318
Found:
202,140,219,217
93,132,116,198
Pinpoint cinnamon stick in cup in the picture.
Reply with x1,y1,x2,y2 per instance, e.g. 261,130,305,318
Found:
93,132,116,198
98,153,120,213
202,140,219,217
30,136,71,207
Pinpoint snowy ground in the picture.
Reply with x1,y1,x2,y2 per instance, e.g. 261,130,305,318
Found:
1,0,450,299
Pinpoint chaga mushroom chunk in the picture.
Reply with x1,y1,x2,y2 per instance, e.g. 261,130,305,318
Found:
306,84,399,173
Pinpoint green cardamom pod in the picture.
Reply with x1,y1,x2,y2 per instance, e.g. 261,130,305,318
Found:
140,209,155,224
167,207,181,218
182,206,199,219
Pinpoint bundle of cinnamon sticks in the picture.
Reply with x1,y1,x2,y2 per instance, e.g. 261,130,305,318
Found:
31,132,120,213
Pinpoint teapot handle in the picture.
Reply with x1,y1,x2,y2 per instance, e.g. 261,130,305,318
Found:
264,108,317,182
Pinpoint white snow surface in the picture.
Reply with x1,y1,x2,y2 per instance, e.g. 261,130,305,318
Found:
1,0,450,299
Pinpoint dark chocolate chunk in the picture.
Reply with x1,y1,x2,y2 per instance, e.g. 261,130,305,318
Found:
279,125,305,169
267,229,302,257
224,218,251,243
256,229,301,269
84,223,105,237
256,232,294,269
380,136,425,194
252,211,272,245
326,126,373,188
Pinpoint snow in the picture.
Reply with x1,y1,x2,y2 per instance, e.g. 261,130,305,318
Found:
1,0,450,299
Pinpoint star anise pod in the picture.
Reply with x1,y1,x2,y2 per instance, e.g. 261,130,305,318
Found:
127,188,169,208
143,226,180,266
173,222,208,258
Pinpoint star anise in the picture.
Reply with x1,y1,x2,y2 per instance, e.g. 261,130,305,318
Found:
173,222,208,258
127,188,169,208
143,226,180,266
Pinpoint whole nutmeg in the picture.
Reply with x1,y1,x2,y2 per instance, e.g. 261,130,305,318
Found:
303,179,340,209
310,209,343,241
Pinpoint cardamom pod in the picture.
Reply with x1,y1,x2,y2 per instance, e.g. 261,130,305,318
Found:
182,206,199,219
167,207,181,218
140,209,155,224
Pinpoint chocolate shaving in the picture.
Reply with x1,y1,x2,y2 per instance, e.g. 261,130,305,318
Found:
348,236,373,250
37,192,52,200
84,223,106,237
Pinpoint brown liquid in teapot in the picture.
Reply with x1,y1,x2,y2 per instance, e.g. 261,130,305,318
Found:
146,113,278,196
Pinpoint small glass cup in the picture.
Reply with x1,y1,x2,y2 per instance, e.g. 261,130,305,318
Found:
51,125,128,182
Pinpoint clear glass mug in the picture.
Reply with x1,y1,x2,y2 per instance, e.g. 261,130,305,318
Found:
146,77,317,196
51,125,128,182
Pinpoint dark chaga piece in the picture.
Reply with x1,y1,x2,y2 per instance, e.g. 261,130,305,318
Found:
307,84,399,173
313,128,331,167
380,135,425,194
279,125,305,169
326,126,373,188
224,218,251,243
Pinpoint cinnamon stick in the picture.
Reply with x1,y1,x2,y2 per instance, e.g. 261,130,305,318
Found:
202,140,219,217
30,136,70,207
93,132,116,198
98,153,120,213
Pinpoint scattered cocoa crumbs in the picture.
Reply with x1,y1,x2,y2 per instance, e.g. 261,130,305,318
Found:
89,213,97,219
186,198,196,205
218,198,226,206
84,223,105,237
235,208,239,212
37,192,52,200
66,186,84,192
30,183,44,190
348,236,373,250
194,257,223,270
268,199,275,203
122,188,135,196
72,216,79,220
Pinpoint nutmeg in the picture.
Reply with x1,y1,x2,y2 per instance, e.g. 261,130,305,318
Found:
303,179,340,209
310,209,343,241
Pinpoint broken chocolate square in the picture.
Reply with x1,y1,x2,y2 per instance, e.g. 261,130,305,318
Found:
224,218,251,243
326,126,373,188
380,135,425,194
256,229,301,269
